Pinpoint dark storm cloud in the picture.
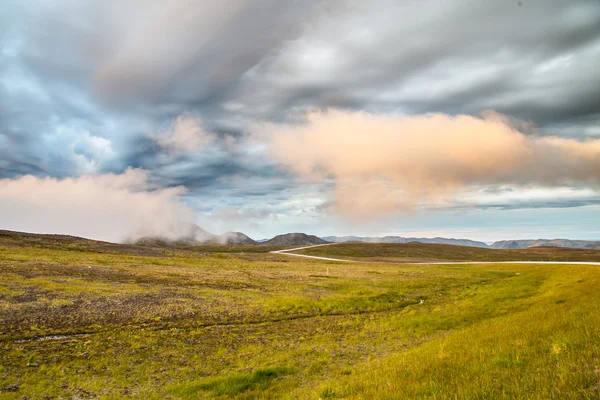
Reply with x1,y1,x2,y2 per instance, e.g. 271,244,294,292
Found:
8,0,599,131
234,0,600,129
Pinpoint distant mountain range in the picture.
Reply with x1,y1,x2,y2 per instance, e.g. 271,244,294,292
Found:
5,227,599,251
491,239,600,249
134,226,327,246
322,236,489,248
323,236,600,249
133,225,600,249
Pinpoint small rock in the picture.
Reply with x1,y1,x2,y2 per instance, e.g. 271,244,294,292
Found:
3,383,19,392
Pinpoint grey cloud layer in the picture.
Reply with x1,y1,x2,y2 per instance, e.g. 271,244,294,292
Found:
235,1,600,126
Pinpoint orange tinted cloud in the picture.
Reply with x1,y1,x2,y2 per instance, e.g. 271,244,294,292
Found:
265,110,600,217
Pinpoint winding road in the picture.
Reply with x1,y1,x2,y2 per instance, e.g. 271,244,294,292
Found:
270,243,356,262
271,244,600,265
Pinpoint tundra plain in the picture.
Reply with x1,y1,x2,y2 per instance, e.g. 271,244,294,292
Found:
1,232,600,399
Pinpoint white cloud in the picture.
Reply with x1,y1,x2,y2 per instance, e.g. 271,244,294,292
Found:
455,186,600,209
0,168,198,242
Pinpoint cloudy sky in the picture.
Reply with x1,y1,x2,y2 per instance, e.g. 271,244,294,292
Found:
1,0,600,243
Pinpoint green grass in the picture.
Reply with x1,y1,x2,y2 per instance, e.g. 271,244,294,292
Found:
1,236,599,399
167,367,294,399
318,266,600,399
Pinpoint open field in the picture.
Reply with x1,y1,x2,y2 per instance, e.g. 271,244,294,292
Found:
293,242,600,263
1,233,600,399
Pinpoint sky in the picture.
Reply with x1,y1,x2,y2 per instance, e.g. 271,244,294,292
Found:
1,0,599,243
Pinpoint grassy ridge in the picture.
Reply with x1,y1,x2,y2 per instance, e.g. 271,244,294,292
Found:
0,229,283,255
1,238,599,398
294,242,600,262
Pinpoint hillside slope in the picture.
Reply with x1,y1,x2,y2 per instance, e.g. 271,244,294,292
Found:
0,229,166,256
293,242,600,262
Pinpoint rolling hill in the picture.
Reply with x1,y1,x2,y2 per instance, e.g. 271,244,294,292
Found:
292,241,600,262
263,233,329,246
220,231,258,245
